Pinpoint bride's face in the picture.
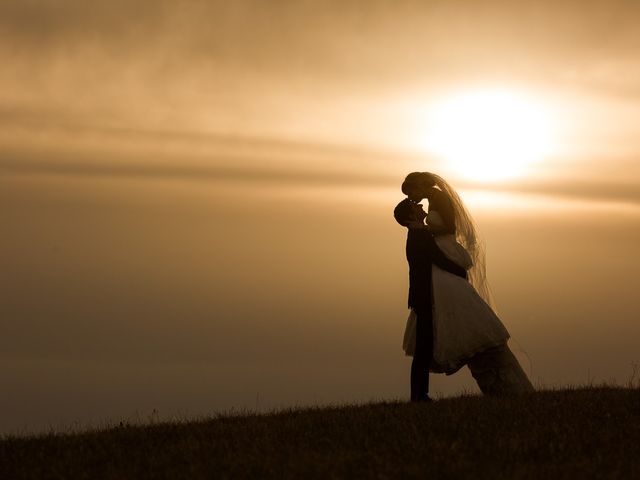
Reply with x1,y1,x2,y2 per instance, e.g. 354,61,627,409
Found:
405,183,426,202
405,181,436,202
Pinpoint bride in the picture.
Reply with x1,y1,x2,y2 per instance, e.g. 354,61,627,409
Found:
400,172,524,379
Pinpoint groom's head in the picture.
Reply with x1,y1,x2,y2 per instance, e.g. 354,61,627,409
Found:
394,198,426,227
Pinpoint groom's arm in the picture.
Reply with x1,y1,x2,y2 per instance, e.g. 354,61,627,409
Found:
408,229,467,279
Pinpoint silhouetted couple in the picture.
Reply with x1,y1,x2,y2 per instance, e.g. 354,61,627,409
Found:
395,172,533,401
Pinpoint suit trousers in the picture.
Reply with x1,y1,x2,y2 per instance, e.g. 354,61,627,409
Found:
410,308,433,400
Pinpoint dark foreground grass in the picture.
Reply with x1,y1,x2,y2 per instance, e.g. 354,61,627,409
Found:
1,387,639,479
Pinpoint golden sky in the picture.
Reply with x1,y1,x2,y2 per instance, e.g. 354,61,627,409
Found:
1,1,640,433
3,0,640,191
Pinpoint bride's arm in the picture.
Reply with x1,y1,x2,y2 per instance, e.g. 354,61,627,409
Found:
409,229,467,279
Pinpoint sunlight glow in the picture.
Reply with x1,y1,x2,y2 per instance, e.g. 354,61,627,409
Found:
422,90,554,182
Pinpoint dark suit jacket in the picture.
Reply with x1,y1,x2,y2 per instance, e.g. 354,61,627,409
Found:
406,228,467,313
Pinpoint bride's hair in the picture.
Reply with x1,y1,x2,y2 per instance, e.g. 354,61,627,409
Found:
414,172,495,308
401,172,433,195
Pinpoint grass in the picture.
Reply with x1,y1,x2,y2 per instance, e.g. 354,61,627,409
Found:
1,386,639,479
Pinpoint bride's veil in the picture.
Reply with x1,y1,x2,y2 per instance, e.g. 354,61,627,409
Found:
429,173,495,309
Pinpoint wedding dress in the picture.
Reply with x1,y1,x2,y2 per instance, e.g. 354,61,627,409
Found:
402,211,510,374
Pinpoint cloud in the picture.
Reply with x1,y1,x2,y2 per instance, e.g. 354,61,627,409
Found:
1,0,640,196
4,0,640,104
2,136,639,208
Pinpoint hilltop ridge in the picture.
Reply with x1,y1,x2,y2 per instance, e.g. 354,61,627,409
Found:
1,386,639,479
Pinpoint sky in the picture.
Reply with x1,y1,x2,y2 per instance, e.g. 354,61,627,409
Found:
1,0,640,434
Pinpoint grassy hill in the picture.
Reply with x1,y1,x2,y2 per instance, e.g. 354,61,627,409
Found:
1,387,639,479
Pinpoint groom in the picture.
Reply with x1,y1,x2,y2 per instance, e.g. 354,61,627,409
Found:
394,198,467,402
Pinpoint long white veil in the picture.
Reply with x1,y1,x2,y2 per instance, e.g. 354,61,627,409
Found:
429,173,495,309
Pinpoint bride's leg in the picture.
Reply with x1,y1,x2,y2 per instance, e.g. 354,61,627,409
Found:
468,344,534,395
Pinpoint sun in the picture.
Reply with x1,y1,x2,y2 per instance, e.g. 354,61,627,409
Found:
422,90,554,182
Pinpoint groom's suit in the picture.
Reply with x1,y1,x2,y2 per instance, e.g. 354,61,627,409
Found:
406,228,467,400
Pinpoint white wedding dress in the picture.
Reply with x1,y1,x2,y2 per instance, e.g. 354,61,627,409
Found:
402,211,510,374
